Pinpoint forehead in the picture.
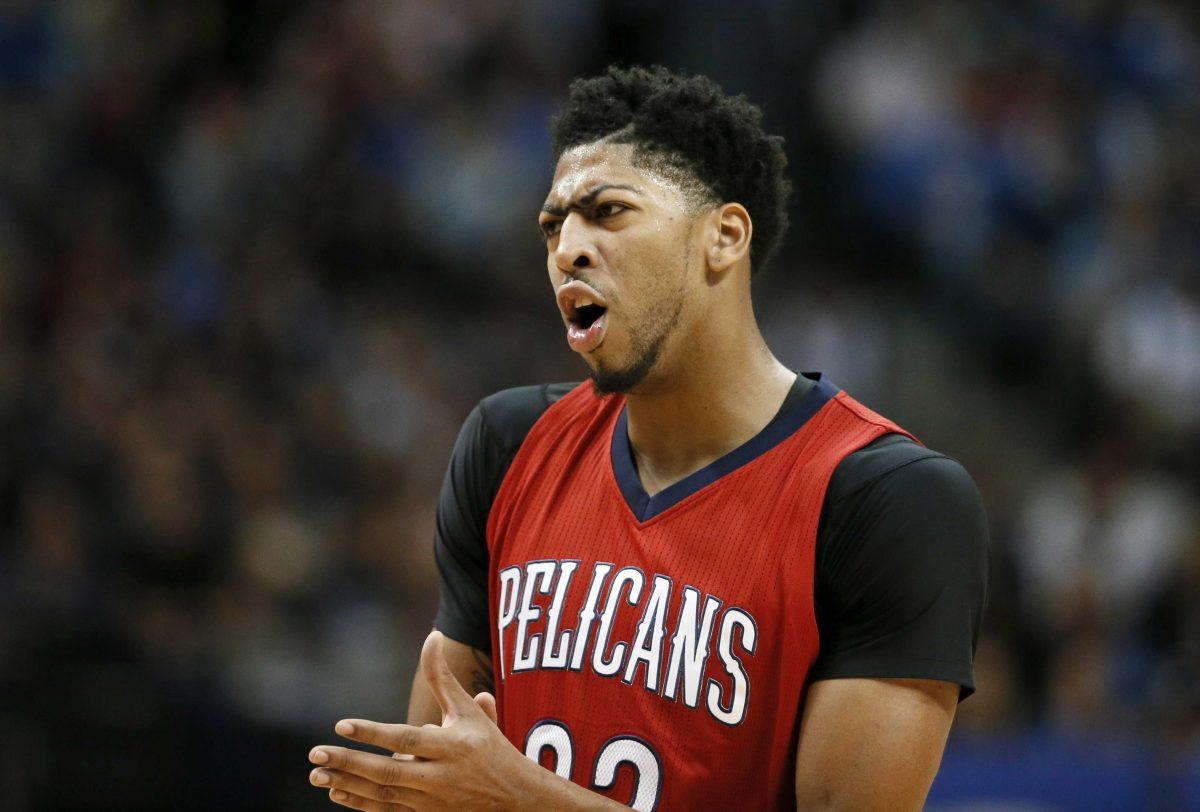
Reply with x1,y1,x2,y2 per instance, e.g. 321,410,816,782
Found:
545,142,682,207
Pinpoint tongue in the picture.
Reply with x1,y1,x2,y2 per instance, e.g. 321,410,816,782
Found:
566,311,606,353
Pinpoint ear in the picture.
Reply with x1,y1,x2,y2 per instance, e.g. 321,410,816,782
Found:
704,203,753,273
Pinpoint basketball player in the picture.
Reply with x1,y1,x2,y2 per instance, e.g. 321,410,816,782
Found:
308,65,988,810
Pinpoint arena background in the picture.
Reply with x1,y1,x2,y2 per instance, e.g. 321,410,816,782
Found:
1,1,1198,809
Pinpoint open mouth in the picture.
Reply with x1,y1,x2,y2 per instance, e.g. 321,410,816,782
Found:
570,303,607,330
557,282,610,353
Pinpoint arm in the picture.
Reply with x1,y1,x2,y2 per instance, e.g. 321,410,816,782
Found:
795,442,988,809
407,396,498,729
794,678,958,811
313,631,629,811
309,387,621,808
418,384,577,725
406,635,493,726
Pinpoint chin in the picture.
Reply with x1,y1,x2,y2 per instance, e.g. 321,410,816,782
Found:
585,307,677,396
587,350,661,397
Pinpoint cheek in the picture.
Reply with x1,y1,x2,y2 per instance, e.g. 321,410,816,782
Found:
609,278,671,346
605,232,658,287
620,233,688,298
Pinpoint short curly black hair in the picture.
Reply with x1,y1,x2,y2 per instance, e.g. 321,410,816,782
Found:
552,65,791,273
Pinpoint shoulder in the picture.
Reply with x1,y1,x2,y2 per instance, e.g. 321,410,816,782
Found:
812,435,989,696
473,382,579,454
822,432,986,552
827,434,957,503
435,382,581,543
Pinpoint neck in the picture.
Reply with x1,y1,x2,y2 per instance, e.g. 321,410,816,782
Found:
622,303,795,497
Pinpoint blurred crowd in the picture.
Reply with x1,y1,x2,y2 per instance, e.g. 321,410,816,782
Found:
1,1,1198,809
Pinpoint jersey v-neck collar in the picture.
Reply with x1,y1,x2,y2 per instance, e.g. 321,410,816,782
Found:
609,371,840,523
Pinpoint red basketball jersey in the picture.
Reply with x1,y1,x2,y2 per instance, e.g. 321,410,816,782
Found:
486,376,913,810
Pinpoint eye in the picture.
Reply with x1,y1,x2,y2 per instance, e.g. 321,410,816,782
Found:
539,218,562,239
595,202,628,218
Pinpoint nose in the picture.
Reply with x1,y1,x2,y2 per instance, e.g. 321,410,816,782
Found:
553,213,599,278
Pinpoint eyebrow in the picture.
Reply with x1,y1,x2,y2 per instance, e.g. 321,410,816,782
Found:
541,183,643,217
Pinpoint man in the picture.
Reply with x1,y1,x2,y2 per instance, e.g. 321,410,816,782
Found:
309,65,988,810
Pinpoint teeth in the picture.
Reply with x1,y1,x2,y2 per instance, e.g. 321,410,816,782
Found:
574,295,594,309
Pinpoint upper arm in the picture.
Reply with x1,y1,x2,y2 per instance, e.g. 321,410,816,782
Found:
421,384,576,722
794,677,958,811
795,442,988,807
431,402,495,652
811,447,989,697
432,384,574,652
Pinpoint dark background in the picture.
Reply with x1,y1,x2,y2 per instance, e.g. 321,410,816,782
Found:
1,1,1198,809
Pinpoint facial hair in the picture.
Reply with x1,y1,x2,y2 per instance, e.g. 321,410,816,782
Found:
589,291,684,396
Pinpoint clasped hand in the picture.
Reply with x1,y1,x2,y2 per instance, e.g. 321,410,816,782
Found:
308,630,530,811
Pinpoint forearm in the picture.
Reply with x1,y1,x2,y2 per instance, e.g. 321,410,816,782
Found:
407,634,494,725
406,670,442,726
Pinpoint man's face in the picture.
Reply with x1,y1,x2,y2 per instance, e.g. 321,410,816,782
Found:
539,142,704,395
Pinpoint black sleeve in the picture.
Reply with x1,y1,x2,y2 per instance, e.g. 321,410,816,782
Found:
810,435,989,699
431,383,576,652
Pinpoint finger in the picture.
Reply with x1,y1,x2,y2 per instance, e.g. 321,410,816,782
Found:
310,768,424,806
328,787,415,812
335,719,448,759
473,691,498,725
309,746,431,789
420,630,476,719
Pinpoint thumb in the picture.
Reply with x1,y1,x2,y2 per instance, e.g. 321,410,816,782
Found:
473,691,498,725
420,630,476,720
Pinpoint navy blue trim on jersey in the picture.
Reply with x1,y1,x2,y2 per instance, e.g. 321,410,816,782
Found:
610,372,840,523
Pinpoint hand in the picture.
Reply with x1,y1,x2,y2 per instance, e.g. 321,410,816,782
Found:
308,630,534,811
